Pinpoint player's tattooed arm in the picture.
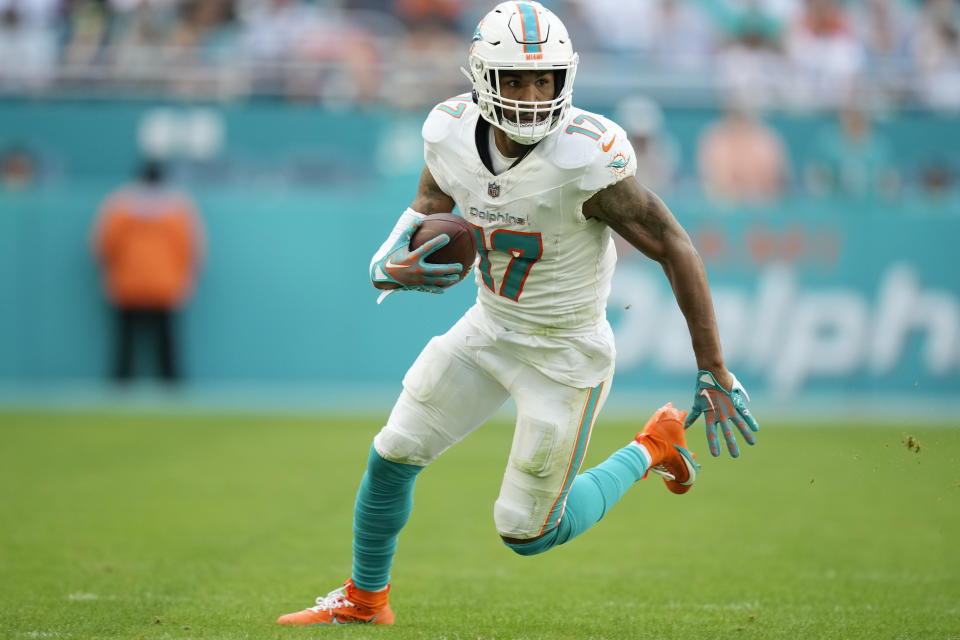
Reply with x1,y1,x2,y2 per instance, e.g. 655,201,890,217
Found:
585,177,733,389
410,166,456,215
583,177,679,260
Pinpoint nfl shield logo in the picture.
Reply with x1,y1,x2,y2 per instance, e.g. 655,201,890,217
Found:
488,182,501,198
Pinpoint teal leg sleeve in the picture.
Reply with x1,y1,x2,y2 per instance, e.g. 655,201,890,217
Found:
351,445,424,591
504,443,649,556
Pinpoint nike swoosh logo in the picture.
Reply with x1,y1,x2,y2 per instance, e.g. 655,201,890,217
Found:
699,389,715,412
385,260,410,270
602,135,616,152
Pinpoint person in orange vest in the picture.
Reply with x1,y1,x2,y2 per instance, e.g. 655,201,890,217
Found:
91,160,205,383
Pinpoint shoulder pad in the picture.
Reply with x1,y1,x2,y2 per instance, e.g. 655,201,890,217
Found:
545,109,622,167
422,94,475,145
544,108,636,192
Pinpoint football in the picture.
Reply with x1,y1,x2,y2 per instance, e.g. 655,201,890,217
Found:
409,213,477,284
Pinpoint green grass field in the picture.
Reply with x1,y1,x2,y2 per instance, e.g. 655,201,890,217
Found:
1,410,958,640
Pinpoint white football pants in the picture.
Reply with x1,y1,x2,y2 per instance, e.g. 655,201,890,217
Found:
374,305,613,540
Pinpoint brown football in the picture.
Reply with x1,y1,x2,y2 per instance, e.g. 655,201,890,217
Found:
409,213,477,284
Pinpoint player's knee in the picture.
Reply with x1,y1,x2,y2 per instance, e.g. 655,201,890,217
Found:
374,426,430,466
493,495,541,540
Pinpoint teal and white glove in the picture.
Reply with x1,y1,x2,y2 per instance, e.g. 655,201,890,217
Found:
370,210,462,297
683,370,759,458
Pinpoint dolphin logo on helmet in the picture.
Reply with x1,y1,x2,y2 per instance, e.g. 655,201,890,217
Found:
462,1,579,146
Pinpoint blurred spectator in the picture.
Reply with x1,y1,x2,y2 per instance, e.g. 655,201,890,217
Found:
62,0,110,71
289,9,382,104
389,13,462,108
240,0,314,94
106,1,173,87
566,0,662,54
805,100,899,199
0,0,58,91
165,0,241,96
108,0,168,10
237,0,384,103
919,157,954,197
0,0,60,23
716,0,801,24
716,2,789,107
642,0,716,72
912,0,960,110
784,0,865,108
344,0,392,11
0,145,37,190
90,160,205,383
570,0,713,69
1,0,958,111
697,99,789,206
851,0,917,102
854,0,916,62
614,95,679,194
394,0,464,30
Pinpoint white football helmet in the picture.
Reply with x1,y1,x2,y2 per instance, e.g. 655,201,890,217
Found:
463,1,579,145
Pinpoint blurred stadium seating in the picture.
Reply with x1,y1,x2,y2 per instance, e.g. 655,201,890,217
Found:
1,0,958,416
1,0,958,108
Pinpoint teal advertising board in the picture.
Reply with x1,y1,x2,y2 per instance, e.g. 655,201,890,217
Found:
1,101,958,402
609,204,960,398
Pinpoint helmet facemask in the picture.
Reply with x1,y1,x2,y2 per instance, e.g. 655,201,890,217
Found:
462,1,579,146
467,59,578,145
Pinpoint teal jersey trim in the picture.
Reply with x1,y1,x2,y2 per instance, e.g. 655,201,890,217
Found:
539,382,603,535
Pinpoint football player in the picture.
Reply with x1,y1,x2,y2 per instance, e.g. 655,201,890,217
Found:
278,1,759,626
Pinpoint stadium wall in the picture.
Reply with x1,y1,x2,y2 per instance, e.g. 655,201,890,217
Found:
1,101,958,409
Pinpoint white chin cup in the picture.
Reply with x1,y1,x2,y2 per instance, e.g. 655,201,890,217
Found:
504,121,549,145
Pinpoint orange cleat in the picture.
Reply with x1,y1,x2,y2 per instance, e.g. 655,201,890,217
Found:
634,403,700,494
276,579,394,626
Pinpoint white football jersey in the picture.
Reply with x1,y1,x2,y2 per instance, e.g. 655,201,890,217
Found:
422,96,637,387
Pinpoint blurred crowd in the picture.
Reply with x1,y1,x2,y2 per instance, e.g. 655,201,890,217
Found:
1,0,958,205
1,0,959,110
